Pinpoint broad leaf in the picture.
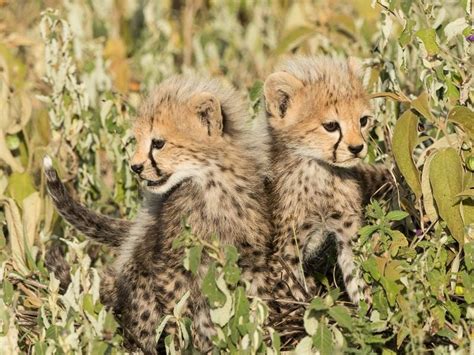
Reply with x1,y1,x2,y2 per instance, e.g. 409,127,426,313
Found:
448,106,474,140
430,148,465,245
416,28,440,56
392,110,422,199
312,323,333,355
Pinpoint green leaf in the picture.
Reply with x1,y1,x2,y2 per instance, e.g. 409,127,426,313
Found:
312,323,333,355
232,286,250,336
202,262,226,308
34,342,47,355
386,210,409,221
3,279,13,305
83,294,95,315
359,225,380,238
223,263,240,286
328,305,353,330
416,28,440,56
461,271,474,304
445,299,461,321
430,148,465,245
380,277,402,307
392,110,422,199
448,106,474,140
362,257,382,281
464,242,474,271
399,19,415,47
184,245,202,275
308,297,329,311
6,172,36,203
45,325,59,340
249,80,264,102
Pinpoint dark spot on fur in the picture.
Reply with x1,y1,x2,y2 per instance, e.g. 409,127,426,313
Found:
343,220,353,228
141,310,150,321
330,212,342,220
140,330,149,338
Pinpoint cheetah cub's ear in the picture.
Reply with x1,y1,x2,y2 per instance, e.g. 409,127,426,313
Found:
189,92,223,136
264,72,303,121
347,56,364,79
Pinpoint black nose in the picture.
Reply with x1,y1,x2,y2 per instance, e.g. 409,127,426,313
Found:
131,164,144,174
348,144,364,155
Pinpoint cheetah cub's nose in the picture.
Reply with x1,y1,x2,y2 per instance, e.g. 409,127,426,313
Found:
349,144,364,155
130,164,144,174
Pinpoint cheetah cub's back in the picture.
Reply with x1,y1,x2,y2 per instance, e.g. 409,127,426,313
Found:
264,56,393,304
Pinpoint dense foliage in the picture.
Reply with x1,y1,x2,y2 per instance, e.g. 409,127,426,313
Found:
0,0,472,353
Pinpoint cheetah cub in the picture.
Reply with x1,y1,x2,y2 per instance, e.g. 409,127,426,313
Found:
44,75,272,353
264,56,392,304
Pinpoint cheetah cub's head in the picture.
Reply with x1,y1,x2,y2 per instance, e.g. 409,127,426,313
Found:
264,56,373,168
129,76,234,194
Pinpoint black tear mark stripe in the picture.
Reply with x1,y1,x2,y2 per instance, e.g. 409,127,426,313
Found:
332,126,343,162
148,145,162,177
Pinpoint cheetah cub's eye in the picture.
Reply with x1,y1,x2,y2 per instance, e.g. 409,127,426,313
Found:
360,115,370,127
151,139,165,150
322,121,339,132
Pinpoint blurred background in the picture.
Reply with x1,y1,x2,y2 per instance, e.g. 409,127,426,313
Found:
0,0,473,353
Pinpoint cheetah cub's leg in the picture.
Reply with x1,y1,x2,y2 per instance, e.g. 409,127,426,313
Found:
355,164,395,202
332,218,371,305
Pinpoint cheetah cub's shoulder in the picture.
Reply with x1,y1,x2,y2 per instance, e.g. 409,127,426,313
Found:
264,56,393,304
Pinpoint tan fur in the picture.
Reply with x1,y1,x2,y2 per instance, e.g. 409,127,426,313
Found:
264,56,392,304
45,75,274,353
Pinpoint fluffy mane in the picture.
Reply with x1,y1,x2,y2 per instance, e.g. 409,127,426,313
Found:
275,56,366,100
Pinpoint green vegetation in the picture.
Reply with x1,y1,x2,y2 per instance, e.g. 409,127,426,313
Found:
0,0,472,353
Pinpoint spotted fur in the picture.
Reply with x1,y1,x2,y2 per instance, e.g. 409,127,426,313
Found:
44,75,273,353
264,56,393,304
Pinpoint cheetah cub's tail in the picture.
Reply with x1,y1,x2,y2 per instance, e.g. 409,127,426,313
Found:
43,155,132,247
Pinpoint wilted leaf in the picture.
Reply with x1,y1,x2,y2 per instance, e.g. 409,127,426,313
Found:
430,148,465,245
387,231,408,257
294,336,314,354
444,18,468,42
392,110,422,199
411,92,434,122
448,106,474,140
173,291,190,319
